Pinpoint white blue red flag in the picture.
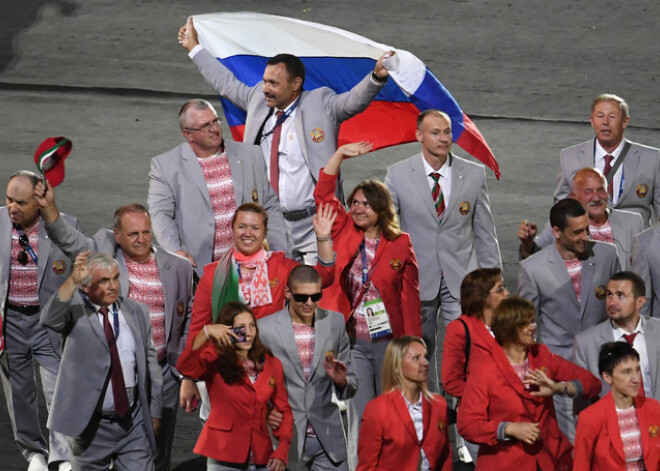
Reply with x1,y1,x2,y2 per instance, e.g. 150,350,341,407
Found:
192,12,500,178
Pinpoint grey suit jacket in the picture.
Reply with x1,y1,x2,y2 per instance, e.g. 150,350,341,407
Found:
385,153,501,300
0,210,79,354
192,47,384,187
532,208,643,270
258,307,357,465
574,316,660,401
148,139,287,277
632,224,660,317
44,215,193,368
41,293,162,451
553,138,660,227
518,241,620,360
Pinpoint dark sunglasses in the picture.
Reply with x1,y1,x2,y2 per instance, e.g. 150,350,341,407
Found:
17,234,29,266
291,292,322,303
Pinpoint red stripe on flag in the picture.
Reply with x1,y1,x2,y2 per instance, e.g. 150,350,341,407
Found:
456,113,500,179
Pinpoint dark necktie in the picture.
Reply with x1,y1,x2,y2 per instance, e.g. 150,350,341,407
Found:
603,154,614,199
100,307,130,416
430,172,445,221
269,111,285,197
622,332,645,397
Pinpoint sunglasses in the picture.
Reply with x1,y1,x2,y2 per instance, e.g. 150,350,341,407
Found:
17,234,29,266
290,292,322,303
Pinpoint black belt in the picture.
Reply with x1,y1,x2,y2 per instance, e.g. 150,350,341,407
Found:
282,206,316,222
99,400,138,423
7,303,40,315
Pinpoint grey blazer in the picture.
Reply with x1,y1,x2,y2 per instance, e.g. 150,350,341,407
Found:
258,307,357,466
385,152,501,300
192,47,384,186
518,241,620,360
553,138,660,227
0,210,79,354
632,224,660,317
532,208,643,270
44,216,194,369
41,293,162,451
147,139,287,277
574,316,660,401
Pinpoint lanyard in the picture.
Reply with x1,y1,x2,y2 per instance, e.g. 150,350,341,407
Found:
360,239,379,285
259,95,301,143
14,225,38,265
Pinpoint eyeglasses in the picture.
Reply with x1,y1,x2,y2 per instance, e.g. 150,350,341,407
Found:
184,116,222,133
17,234,28,266
291,292,322,303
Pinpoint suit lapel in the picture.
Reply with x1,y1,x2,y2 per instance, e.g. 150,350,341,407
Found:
548,246,580,311
294,106,311,171
309,310,326,380
392,392,420,443
604,393,627,463
409,154,438,221
276,310,306,383
618,140,639,204
115,250,130,298
442,154,463,225
37,219,50,289
155,248,173,342
181,144,212,208
225,140,246,205
579,244,597,316
84,302,109,351
0,215,11,295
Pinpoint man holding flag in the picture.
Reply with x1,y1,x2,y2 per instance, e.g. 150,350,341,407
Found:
178,17,391,265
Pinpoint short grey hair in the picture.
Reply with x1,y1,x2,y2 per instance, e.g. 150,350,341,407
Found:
9,170,41,188
81,252,119,287
178,99,217,129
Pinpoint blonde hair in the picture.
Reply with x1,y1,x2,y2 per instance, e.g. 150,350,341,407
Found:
382,336,433,400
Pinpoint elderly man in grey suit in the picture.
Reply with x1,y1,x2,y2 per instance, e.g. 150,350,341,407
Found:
148,99,287,278
1,170,74,471
574,271,660,404
258,265,357,471
35,185,192,471
178,18,390,264
519,198,620,442
385,110,501,392
520,167,643,269
631,221,660,318
554,93,660,227
41,251,162,470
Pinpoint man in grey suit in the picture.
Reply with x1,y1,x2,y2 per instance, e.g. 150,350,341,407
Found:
553,93,660,227
384,110,501,393
41,252,162,470
519,198,620,442
520,167,643,269
258,265,357,471
35,184,192,471
631,220,660,318
148,99,287,278
574,271,660,403
178,18,390,264
0,171,72,471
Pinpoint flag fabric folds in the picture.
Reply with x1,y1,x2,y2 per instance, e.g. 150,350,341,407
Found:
192,12,500,178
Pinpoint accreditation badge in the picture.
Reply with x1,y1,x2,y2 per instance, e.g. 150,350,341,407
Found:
360,298,393,340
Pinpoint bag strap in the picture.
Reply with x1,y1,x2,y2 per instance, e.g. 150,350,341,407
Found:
457,318,471,377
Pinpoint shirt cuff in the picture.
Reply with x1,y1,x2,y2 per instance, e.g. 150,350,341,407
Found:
370,72,388,86
188,44,203,58
497,422,512,442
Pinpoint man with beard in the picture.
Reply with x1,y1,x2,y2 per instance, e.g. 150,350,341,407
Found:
518,198,619,442
519,167,643,269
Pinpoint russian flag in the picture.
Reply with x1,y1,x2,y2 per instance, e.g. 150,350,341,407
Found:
192,12,500,179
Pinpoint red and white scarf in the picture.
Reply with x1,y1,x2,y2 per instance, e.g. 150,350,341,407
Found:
233,248,273,307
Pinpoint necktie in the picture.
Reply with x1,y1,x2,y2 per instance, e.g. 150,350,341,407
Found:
430,172,445,220
603,154,614,200
622,332,645,397
269,111,285,197
100,307,130,416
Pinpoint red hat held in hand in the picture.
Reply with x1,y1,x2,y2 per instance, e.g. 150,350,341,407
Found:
34,137,72,187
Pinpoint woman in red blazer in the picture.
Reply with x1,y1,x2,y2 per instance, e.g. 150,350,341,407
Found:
314,142,422,420
458,297,601,471
574,341,660,470
357,336,452,471
176,302,293,471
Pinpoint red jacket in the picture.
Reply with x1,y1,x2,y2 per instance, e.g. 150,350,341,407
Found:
458,343,601,471
314,170,422,338
357,390,452,471
187,251,333,347
176,343,293,465
441,314,497,398
574,391,660,471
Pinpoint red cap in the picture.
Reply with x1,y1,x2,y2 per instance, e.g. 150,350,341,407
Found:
33,137,72,187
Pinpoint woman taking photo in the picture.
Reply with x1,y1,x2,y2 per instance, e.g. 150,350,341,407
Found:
458,296,601,470
176,302,293,471
573,342,660,470
313,142,422,420
357,336,452,471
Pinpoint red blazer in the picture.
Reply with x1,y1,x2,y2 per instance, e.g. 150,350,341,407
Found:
357,390,452,471
458,343,601,471
176,343,293,465
187,251,333,346
574,392,660,471
441,314,497,398
314,170,422,338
